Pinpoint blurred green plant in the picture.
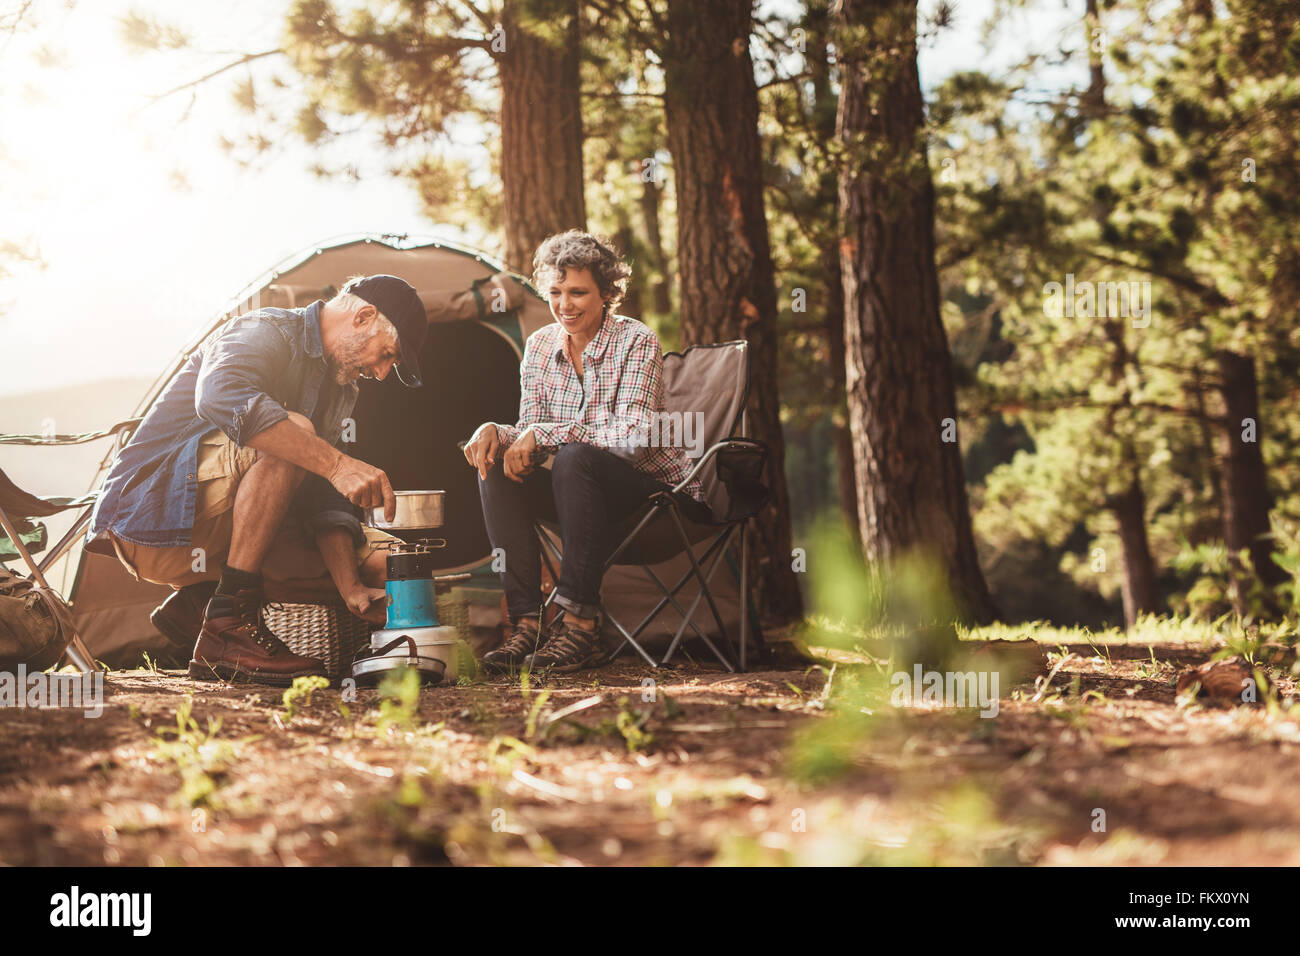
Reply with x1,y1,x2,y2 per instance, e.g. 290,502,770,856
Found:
149,695,254,808
281,675,330,722
374,666,422,737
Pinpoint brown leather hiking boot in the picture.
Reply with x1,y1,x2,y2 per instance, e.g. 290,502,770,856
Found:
525,619,606,673
481,618,542,673
150,580,217,650
188,588,326,686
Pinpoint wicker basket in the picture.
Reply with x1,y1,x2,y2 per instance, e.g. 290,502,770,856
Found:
262,602,373,681
264,593,472,683
435,592,469,636
435,591,476,679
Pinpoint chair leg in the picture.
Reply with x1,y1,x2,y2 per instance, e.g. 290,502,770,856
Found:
0,504,50,585
740,517,749,672
601,603,660,668
0,504,101,675
658,529,736,670
537,526,564,614
64,635,99,674
535,522,660,667
627,531,729,621
624,532,731,660
665,508,736,671
603,526,732,669
532,502,743,672
644,562,725,662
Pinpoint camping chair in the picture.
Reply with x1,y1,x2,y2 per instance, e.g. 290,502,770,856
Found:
0,418,141,673
535,340,769,672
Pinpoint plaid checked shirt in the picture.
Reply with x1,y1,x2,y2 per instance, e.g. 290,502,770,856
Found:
494,314,705,503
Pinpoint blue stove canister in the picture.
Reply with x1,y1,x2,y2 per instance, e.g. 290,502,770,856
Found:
384,547,440,628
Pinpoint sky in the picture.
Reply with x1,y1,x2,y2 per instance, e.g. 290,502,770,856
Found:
0,0,1083,400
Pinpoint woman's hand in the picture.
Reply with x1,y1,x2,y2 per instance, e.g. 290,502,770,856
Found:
463,423,501,479
344,584,388,624
503,428,539,482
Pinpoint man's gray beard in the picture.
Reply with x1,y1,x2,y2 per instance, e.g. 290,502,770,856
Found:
327,359,351,386
328,328,378,385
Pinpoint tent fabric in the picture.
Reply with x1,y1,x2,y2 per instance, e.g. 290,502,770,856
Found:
62,234,743,665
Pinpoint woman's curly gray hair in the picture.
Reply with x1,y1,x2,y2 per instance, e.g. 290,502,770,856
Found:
532,230,633,313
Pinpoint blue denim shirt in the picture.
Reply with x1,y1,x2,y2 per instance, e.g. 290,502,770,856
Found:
90,301,365,549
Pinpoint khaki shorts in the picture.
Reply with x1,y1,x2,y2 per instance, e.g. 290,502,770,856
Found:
109,429,397,588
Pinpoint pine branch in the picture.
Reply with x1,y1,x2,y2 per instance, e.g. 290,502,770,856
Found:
981,392,1225,426
147,48,283,105
1085,250,1231,310
639,0,667,42
757,71,813,91
444,0,496,31
0,0,33,35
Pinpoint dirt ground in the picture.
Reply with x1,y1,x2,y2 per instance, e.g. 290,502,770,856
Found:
3,633,1299,866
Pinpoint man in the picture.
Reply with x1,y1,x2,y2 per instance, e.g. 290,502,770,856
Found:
89,275,427,684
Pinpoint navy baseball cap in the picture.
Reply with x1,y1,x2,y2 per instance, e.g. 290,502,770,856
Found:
341,274,426,387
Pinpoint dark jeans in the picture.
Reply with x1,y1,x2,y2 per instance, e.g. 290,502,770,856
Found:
478,442,706,622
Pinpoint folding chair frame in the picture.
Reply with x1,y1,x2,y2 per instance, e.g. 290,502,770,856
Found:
0,503,100,674
535,437,767,673
0,416,140,674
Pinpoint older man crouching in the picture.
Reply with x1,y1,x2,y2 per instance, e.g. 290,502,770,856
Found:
89,275,426,684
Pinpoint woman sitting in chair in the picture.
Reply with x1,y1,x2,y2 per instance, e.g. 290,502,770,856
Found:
462,230,707,673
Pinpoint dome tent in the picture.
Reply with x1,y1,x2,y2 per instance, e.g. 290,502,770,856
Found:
69,233,744,666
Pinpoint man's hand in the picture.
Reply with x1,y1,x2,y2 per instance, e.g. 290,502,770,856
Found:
343,584,389,624
503,427,539,482
463,423,501,479
327,453,396,522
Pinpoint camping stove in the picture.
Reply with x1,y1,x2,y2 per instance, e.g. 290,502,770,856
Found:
351,538,468,686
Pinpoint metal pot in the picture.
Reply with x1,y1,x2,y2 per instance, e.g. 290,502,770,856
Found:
365,490,446,530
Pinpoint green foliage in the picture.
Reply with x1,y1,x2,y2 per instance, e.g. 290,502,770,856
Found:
610,696,655,753
932,0,1300,621
374,666,422,736
800,516,962,663
149,696,252,808
281,675,330,721
523,688,551,741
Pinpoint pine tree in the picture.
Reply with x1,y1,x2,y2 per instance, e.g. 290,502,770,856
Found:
835,0,999,624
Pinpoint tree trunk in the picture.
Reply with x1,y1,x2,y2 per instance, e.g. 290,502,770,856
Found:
1082,0,1107,117
1216,349,1286,612
823,236,860,544
497,0,587,272
1110,472,1161,627
661,0,803,624
834,0,998,623
809,0,860,539
639,178,673,316
613,215,644,317
1191,362,1223,523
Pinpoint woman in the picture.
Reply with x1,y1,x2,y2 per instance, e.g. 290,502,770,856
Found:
463,231,706,673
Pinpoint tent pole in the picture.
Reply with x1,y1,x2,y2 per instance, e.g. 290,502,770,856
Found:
38,507,93,575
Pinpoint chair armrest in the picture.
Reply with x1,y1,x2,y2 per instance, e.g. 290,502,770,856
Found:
671,438,768,495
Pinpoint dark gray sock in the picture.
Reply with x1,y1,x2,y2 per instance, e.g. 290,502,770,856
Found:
215,564,262,597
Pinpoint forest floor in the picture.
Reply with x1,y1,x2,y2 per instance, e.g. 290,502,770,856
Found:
3,619,1299,866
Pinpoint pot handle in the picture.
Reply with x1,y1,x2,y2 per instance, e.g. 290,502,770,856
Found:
370,634,419,661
